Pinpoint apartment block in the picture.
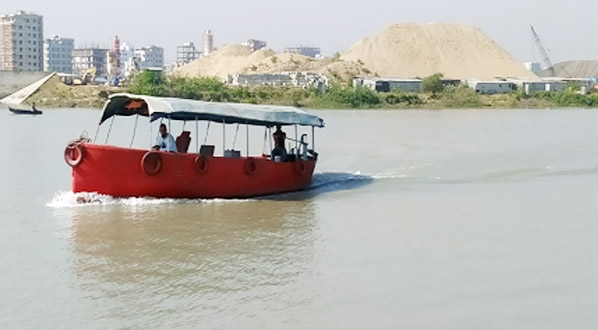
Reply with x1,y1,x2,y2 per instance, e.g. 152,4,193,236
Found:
43,35,74,73
72,48,108,78
176,42,200,65
0,11,44,71
135,45,164,69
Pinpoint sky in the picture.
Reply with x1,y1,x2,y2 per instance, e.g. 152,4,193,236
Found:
3,0,596,64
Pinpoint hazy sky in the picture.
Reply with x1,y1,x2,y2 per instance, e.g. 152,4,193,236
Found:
3,0,596,64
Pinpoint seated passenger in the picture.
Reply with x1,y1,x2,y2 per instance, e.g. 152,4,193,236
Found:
152,123,177,152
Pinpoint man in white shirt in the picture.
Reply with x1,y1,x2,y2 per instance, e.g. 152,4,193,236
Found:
153,123,177,152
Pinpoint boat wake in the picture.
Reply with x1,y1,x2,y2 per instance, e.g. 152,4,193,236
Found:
259,171,374,201
47,191,247,208
48,172,375,206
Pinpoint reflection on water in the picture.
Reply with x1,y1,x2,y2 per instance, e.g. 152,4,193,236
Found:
53,199,317,325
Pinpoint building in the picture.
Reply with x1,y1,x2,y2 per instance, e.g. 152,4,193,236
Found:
519,81,568,95
355,78,422,92
72,47,108,78
467,80,515,94
176,42,200,65
283,45,320,58
43,35,73,73
523,62,542,75
241,39,267,51
106,35,121,80
135,45,164,69
0,11,44,71
226,72,327,88
204,30,213,56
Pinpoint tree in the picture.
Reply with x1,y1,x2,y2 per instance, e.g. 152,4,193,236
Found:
421,73,445,96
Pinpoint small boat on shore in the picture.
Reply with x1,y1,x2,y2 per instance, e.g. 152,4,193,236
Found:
8,106,42,115
64,93,325,199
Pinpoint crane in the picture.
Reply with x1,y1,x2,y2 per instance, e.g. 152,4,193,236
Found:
530,25,556,76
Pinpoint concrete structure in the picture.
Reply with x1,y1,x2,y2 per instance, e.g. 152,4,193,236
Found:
106,35,121,81
283,45,320,58
134,45,164,69
1,72,54,105
0,71,48,98
0,11,44,72
523,62,542,76
176,42,200,65
467,80,515,94
241,39,267,51
43,35,74,73
72,47,108,78
204,30,213,56
226,72,327,88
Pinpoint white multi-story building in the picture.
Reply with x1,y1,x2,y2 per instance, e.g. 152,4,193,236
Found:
43,35,74,73
176,42,200,65
241,39,267,51
135,45,164,69
120,42,137,78
0,11,44,71
204,30,213,56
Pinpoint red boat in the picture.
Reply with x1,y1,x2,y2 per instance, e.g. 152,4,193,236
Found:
64,93,324,198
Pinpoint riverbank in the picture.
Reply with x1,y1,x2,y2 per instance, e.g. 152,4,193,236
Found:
18,73,595,110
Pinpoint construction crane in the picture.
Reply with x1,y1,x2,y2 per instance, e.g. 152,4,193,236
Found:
530,25,556,76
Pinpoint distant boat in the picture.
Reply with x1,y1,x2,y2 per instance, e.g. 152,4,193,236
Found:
8,106,42,115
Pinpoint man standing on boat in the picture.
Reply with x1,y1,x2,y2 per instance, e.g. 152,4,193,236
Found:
271,125,287,161
153,123,177,152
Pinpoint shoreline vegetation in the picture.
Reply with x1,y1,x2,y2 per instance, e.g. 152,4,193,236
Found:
25,71,598,110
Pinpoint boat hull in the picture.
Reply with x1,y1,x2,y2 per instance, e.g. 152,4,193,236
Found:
68,143,316,198
9,107,42,115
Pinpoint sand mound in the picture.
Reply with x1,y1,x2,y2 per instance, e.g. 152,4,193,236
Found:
341,23,536,80
539,61,598,78
173,44,277,78
174,44,370,81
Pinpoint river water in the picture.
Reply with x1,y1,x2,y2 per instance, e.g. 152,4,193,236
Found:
1,107,598,329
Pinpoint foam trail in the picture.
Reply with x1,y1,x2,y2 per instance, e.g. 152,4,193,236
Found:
47,191,249,208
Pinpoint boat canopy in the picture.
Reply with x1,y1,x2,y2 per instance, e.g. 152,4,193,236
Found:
99,93,325,127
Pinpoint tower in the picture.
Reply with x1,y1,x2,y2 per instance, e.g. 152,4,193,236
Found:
203,30,213,56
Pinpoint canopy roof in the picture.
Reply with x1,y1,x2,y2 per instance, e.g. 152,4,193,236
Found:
99,93,325,128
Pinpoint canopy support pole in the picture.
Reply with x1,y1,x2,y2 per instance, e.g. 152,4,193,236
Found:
105,116,115,145
268,127,273,156
222,119,226,154
129,114,139,148
246,121,249,157
93,125,100,143
203,121,210,145
195,117,199,153
294,124,298,157
312,126,315,151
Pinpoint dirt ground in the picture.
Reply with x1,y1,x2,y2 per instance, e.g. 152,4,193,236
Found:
25,75,124,109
